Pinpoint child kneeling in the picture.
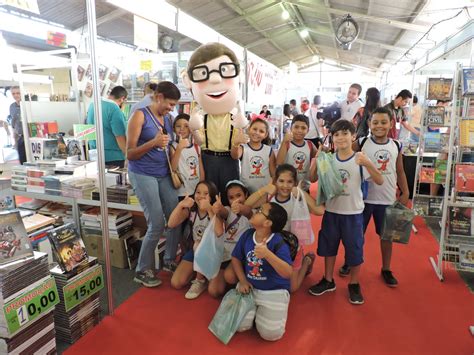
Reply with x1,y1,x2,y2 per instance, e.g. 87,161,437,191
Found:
231,202,292,341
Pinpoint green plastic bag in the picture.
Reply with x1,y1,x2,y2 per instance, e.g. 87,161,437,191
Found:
381,202,415,244
316,151,344,205
208,288,255,345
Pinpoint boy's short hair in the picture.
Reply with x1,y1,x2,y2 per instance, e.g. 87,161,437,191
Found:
156,81,181,100
109,86,128,100
330,119,355,135
350,83,362,96
396,89,412,100
291,114,309,127
290,99,297,106
173,113,190,129
370,107,392,121
267,202,288,233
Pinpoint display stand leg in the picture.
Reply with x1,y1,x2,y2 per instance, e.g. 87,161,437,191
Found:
430,256,444,281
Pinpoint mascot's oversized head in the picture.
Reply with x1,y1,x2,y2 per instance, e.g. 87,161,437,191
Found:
183,42,241,116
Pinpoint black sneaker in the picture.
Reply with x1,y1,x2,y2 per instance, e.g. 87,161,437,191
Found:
134,270,162,287
348,283,364,305
381,269,398,287
163,261,178,273
308,278,336,296
339,264,351,277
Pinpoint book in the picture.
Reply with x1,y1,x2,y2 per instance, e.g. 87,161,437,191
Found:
427,78,453,101
455,164,474,192
47,223,88,272
98,64,108,81
434,159,447,184
460,120,474,147
22,214,56,233
419,167,435,183
428,197,443,217
423,132,441,151
108,67,121,83
124,231,141,269
423,106,445,126
462,68,474,96
449,207,472,236
0,211,34,265
459,244,474,269
413,196,429,216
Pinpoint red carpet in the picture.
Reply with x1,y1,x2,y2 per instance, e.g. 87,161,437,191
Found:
65,215,474,354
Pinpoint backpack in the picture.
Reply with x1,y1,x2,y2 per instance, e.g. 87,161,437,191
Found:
322,102,341,128
275,230,299,261
355,107,370,139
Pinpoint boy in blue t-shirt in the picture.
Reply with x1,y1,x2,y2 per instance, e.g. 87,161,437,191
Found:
309,120,383,305
232,202,292,341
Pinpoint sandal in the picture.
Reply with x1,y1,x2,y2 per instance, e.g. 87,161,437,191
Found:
303,252,316,276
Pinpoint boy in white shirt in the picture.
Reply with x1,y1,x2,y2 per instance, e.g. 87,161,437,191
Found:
308,120,383,305
340,83,362,122
339,107,409,287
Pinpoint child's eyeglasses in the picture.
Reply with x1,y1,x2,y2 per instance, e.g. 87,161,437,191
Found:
189,62,239,83
256,207,269,219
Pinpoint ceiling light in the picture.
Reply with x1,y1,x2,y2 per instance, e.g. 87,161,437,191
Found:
299,29,309,38
281,10,290,20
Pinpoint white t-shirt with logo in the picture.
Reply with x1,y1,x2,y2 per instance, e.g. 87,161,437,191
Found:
270,195,294,232
172,142,201,197
222,207,250,262
361,137,400,205
340,100,362,122
240,143,273,194
325,153,368,215
284,141,314,191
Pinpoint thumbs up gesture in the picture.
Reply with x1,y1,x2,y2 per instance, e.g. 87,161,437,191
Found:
355,151,370,167
153,127,169,149
233,128,249,146
189,105,204,131
177,134,189,150
212,194,224,215
231,100,248,129
254,237,270,259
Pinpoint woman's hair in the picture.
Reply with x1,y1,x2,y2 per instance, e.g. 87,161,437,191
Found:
173,113,190,130
191,181,218,210
365,87,381,113
156,81,181,100
249,118,271,145
283,104,290,117
274,164,297,185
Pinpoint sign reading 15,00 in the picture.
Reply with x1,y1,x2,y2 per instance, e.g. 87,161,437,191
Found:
62,265,104,312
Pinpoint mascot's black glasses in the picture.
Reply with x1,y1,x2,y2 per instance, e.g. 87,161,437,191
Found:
189,62,239,82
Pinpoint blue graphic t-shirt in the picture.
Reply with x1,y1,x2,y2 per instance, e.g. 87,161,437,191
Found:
232,228,292,291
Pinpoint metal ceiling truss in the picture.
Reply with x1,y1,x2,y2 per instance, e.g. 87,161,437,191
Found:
214,0,281,30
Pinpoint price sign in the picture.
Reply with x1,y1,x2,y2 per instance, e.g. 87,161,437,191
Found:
63,265,104,312
3,277,59,335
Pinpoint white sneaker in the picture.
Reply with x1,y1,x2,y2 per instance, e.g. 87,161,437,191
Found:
185,279,207,299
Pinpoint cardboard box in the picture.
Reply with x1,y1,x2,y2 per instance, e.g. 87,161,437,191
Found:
82,232,130,268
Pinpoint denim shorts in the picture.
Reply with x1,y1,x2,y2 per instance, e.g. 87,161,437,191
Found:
363,203,390,237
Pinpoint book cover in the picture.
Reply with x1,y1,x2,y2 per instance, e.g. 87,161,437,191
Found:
462,68,474,96
455,164,474,192
459,244,474,269
423,106,445,126
98,64,108,81
108,67,120,83
428,197,443,217
427,78,453,101
0,211,34,265
449,207,471,236
423,132,441,152
401,142,418,156
434,159,447,184
419,167,435,183
413,196,429,216
47,223,88,272
22,214,55,233
460,120,474,147
123,232,141,269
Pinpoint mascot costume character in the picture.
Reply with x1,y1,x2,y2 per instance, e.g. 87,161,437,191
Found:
183,42,248,201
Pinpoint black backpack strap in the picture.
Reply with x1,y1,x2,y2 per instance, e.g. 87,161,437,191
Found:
359,137,368,150
204,114,209,149
393,139,401,153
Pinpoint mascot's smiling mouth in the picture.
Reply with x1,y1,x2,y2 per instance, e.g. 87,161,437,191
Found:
206,90,227,99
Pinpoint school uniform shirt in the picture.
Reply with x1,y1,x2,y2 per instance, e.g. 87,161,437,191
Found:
232,229,292,291
340,100,362,122
190,211,210,243
240,143,273,194
284,141,314,191
172,142,201,197
325,153,368,215
270,195,294,232
222,207,250,262
361,137,400,205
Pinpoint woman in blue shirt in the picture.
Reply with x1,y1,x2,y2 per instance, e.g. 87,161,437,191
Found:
127,81,181,287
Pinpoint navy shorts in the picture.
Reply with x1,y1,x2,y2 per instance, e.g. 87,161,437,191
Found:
317,211,364,266
363,203,390,237
182,249,194,262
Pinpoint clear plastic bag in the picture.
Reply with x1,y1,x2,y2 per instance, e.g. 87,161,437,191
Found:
291,188,313,245
316,151,344,205
208,288,255,345
193,217,224,279
381,202,415,244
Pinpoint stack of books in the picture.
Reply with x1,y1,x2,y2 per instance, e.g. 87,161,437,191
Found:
61,178,96,199
50,257,101,343
54,161,97,178
22,213,57,262
80,207,133,238
42,175,68,196
92,185,133,204
26,168,54,194
11,166,28,191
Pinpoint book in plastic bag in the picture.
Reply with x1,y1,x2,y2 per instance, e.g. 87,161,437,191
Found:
208,288,255,344
316,151,344,205
290,188,313,245
193,217,224,280
381,202,415,244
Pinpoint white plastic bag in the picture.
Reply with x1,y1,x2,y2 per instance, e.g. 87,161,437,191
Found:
194,217,224,279
290,188,314,245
